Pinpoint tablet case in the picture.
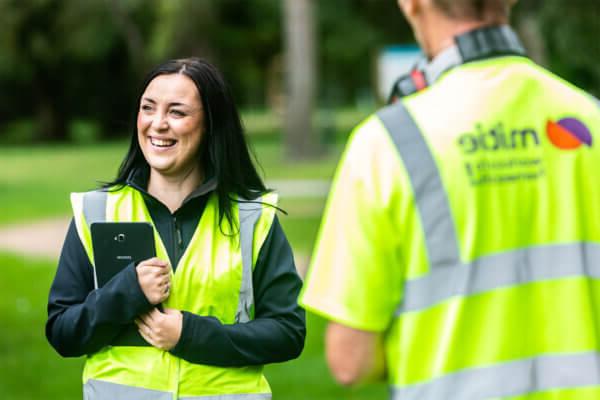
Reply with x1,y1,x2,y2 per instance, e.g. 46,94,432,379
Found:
90,222,156,288
90,222,157,347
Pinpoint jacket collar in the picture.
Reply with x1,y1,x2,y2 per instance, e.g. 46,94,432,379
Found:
126,166,218,206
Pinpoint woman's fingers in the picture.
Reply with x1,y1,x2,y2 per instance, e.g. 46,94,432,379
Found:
138,258,171,277
135,318,152,338
144,310,160,324
149,307,163,319
136,315,150,327
136,323,156,346
139,257,169,268
135,259,171,304
135,308,180,351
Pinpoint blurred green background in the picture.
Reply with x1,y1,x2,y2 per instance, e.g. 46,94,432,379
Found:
1,0,599,398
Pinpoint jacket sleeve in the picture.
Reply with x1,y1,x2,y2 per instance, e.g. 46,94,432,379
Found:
170,216,306,366
46,219,153,357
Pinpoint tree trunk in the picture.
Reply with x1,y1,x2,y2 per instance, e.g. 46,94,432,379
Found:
283,0,321,159
34,77,68,142
108,0,146,74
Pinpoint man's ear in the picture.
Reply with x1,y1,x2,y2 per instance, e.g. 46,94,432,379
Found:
398,0,419,20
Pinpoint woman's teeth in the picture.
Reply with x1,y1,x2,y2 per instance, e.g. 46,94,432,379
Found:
150,138,176,147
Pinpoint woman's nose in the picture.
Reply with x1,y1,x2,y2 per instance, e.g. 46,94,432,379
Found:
151,112,168,131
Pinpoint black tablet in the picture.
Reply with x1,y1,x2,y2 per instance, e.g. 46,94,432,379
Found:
90,222,156,288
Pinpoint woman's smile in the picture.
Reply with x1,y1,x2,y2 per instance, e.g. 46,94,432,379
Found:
149,136,178,148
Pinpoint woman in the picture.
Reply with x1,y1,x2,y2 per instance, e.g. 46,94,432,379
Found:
46,58,306,399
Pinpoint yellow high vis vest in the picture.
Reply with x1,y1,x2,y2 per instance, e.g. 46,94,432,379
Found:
71,185,277,399
301,55,600,399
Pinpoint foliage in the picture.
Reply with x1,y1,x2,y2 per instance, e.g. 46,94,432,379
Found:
318,0,413,104
0,0,151,140
0,0,405,143
0,0,598,142
538,0,600,96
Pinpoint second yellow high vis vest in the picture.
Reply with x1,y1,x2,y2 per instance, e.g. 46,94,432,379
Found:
301,55,600,399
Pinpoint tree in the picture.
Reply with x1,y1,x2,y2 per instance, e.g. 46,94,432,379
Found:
0,0,139,141
283,0,320,159
538,0,600,96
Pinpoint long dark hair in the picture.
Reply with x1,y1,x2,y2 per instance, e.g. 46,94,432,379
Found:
105,57,269,231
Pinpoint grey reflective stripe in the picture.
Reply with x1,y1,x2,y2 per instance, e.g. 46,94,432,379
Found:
235,200,263,323
377,102,460,269
180,393,271,400
391,351,600,400
83,190,108,229
83,190,108,289
84,379,172,400
397,242,600,314
84,379,269,400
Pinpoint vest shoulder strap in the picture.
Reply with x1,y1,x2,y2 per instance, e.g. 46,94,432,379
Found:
377,102,461,270
82,190,109,229
236,198,262,323
235,192,279,323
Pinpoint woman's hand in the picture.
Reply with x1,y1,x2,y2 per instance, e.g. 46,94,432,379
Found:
135,308,183,351
136,257,171,304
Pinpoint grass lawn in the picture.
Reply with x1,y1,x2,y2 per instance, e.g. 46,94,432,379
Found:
0,142,128,225
0,138,343,226
0,253,84,399
0,252,386,399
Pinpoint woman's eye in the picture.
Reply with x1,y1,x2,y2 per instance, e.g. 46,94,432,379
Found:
170,110,185,117
141,104,153,112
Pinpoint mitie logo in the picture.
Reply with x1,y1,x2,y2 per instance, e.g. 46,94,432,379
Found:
458,118,593,154
546,118,592,150
458,117,593,186
458,123,540,154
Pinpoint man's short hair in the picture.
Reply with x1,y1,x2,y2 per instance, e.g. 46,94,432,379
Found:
433,0,511,20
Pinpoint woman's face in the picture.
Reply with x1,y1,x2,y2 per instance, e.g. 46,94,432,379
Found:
137,73,205,179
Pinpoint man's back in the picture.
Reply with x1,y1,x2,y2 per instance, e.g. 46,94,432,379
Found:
302,51,600,398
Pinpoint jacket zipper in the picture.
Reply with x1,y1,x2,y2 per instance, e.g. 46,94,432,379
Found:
173,216,183,267
172,216,182,399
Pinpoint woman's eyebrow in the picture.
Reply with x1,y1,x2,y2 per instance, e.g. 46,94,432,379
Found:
168,102,189,108
141,98,194,109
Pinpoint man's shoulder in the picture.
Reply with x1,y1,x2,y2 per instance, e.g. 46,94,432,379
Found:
345,111,398,151
521,59,597,99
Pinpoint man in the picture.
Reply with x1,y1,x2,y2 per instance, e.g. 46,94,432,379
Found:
300,0,600,398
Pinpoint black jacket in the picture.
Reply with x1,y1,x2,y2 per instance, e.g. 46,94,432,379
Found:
46,168,306,367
